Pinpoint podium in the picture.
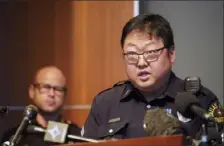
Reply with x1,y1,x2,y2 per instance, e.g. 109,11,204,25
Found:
58,135,183,146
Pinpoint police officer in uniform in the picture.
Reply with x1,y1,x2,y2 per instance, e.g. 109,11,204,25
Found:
1,66,81,146
82,14,220,141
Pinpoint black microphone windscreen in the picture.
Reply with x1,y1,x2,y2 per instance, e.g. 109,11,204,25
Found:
144,108,182,137
175,92,200,118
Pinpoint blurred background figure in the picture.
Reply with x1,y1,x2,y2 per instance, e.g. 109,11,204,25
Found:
1,66,81,146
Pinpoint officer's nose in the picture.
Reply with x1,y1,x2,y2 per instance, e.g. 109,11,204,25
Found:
137,55,148,68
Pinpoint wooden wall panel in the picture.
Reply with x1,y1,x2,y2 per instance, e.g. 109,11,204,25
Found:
68,1,132,105
62,1,133,126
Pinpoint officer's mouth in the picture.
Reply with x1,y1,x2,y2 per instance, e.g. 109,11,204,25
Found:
138,71,151,80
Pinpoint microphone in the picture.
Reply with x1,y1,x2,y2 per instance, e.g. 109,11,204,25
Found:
143,107,182,137
0,106,8,117
175,92,214,122
7,105,38,146
26,121,99,143
184,77,201,94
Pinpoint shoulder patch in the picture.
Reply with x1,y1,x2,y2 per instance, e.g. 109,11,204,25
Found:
208,102,224,123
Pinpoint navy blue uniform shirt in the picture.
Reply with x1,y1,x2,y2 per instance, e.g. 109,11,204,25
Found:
83,72,219,140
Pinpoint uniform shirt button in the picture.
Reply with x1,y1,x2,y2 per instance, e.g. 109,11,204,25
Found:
146,105,151,109
109,129,113,133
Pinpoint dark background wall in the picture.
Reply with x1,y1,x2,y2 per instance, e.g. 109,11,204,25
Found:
0,0,56,140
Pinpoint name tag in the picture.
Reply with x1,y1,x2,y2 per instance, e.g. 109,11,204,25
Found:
108,117,121,123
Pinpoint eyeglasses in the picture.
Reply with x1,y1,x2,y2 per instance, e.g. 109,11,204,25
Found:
123,47,166,65
33,83,67,96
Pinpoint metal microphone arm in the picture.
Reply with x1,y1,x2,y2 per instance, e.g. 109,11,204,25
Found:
9,117,29,146
3,105,38,146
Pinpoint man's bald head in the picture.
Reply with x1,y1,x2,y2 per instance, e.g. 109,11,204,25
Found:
29,66,67,113
34,66,66,86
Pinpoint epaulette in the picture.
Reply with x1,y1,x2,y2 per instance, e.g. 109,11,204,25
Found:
200,85,216,97
97,87,113,95
97,80,129,95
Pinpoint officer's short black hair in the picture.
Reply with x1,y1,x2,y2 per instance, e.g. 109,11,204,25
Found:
120,13,175,50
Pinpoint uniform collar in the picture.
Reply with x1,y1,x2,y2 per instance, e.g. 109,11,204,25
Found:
164,72,185,98
120,72,185,101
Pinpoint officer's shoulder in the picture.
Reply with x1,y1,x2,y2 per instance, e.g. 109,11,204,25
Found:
92,80,130,104
199,84,217,97
177,74,217,99
200,86,220,113
96,80,129,96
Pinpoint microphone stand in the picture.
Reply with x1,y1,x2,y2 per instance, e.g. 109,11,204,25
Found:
199,123,224,146
2,120,31,146
213,122,224,146
199,124,209,146
2,105,37,146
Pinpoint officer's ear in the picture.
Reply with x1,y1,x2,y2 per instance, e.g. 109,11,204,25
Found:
29,84,35,100
168,46,176,64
